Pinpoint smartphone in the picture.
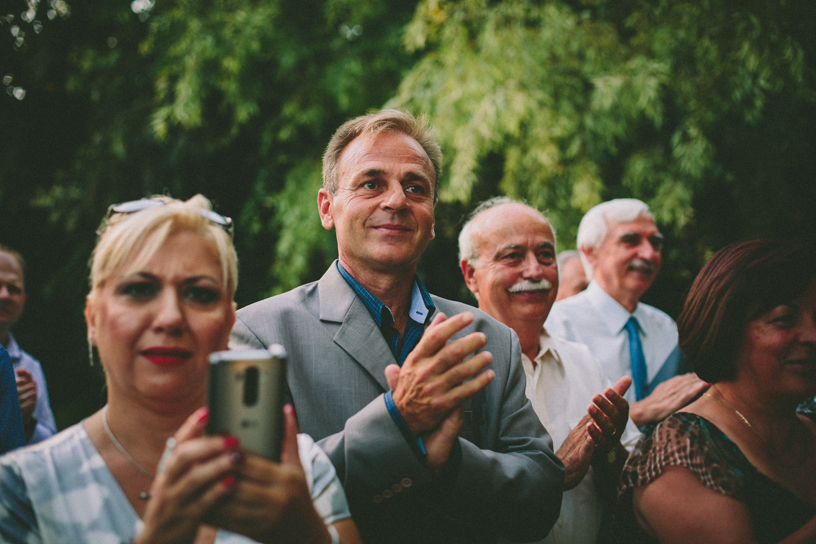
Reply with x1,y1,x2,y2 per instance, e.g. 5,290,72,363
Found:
207,345,287,462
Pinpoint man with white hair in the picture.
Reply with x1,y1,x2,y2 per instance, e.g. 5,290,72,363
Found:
459,197,641,544
546,199,707,427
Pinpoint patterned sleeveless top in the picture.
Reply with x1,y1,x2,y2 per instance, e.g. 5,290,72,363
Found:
611,412,815,544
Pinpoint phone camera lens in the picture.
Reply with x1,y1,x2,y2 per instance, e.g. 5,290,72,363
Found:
243,366,259,406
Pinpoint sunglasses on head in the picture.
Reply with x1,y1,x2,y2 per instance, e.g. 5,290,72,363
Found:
106,199,234,238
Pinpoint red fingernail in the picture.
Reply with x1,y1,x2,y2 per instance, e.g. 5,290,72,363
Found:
285,403,297,421
197,407,210,423
221,475,236,488
223,436,239,449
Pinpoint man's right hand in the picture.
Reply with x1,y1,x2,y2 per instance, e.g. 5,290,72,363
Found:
629,373,709,426
555,414,596,490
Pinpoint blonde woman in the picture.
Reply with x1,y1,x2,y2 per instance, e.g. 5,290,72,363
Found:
0,195,360,544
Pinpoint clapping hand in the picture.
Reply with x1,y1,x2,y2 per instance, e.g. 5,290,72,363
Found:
385,312,495,470
587,376,632,454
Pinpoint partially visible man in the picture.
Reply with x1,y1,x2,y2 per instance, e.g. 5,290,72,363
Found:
0,246,56,444
0,345,25,453
554,250,588,301
545,199,707,427
459,198,641,544
232,110,564,543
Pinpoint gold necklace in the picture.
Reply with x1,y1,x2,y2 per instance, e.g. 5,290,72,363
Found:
704,388,809,469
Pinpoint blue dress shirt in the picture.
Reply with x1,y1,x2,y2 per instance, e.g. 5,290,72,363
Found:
336,262,435,455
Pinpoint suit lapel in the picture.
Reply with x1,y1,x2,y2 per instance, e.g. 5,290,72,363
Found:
318,262,394,391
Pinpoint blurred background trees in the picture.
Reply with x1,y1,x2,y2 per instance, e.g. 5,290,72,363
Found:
2,0,815,428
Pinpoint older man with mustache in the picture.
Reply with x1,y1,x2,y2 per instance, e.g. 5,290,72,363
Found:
545,199,707,427
459,197,642,544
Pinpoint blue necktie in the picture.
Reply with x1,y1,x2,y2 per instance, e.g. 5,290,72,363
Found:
625,317,648,401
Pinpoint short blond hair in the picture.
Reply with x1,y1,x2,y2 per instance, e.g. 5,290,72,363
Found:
89,195,238,298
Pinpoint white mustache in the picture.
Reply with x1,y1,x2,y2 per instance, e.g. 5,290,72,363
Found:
508,278,553,293
627,259,655,274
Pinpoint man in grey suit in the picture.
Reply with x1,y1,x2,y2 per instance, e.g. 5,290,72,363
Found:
231,110,564,543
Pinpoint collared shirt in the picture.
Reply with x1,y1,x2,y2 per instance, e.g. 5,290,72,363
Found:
515,328,641,544
545,281,683,405
798,396,816,420
336,262,435,365
4,334,56,445
336,262,435,456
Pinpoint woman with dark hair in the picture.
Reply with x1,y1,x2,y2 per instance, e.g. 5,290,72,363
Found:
614,239,816,543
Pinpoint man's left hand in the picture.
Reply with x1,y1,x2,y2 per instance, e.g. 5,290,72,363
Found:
385,359,467,471
628,373,708,427
586,376,631,454
390,312,494,437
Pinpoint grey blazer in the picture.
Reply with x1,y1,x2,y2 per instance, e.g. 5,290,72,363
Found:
231,263,564,544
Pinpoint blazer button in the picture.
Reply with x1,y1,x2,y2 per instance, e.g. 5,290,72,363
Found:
392,483,403,493
382,489,393,499
373,495,383,503
401,478,413,488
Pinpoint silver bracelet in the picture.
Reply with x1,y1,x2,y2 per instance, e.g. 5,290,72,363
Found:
327,525,341,544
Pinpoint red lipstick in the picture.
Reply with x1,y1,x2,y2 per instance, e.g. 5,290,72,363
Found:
142,347,192,367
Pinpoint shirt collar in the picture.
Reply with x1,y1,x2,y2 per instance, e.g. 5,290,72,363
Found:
408,280,433,323
520,327,564,376
585,281,640,336
336,261,435,328
3,333,21,361
535,326,564,368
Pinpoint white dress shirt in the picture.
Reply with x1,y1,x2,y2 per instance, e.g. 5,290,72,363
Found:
545,281,682,405
5,334,56,444
509,328,641,544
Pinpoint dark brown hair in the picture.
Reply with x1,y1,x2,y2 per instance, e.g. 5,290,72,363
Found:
322,109,442,201
677,239,816,383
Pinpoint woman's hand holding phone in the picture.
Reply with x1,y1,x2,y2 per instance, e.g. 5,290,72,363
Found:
134,407,240,544
207,404,333,544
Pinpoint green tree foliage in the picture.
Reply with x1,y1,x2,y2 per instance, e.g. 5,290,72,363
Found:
1,0,417,427
2,0,815,428
136,0,421,296
390,0,816,263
